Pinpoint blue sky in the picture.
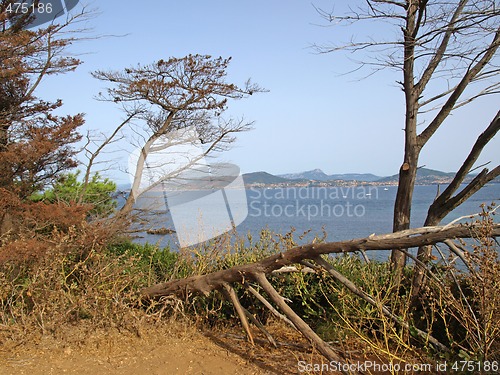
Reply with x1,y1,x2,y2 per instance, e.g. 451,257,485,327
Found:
36,0,499,183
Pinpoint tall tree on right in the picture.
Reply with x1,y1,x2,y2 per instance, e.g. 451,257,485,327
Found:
316,1,500,287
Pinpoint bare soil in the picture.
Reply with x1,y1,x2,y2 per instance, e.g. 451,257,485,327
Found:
0,321,331,375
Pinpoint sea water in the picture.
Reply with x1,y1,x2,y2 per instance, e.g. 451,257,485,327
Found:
131,184,500,260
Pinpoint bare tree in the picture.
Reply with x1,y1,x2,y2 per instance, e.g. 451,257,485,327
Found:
315,1,500,274
92,55,264,216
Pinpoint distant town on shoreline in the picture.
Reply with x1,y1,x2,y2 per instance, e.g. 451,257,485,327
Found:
115,167,500,193
242,168,500,188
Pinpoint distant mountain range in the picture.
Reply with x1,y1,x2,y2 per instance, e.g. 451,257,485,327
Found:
242,168,495,186
116,168,498,191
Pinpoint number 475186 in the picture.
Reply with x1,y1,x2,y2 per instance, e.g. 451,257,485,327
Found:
6,2,53,14
451,361,498,373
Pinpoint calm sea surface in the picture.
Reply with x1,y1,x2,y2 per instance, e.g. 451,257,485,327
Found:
132,184,500,258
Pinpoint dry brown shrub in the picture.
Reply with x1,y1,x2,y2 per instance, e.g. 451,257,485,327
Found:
423,205,500,361
0,237,51,264
0,214,147,346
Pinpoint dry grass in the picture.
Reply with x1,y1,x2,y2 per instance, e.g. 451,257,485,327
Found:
0,208,498,373
0,219,144,345
422,205,500,362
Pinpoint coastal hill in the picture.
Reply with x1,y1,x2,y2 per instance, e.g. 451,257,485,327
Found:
279,168,381,182
242,168,495,187
115,168,497,191
240,171,292,185
377,168,470,185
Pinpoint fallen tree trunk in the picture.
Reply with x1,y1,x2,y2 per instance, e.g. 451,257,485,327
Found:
141,221,499,373
142,222,500,298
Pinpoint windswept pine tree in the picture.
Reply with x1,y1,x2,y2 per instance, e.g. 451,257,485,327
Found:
0,2,89,234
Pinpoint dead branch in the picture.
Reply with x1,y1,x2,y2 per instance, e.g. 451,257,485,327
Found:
140,222,498,367
79,112,140,202
141,222,500,298
271,265,316,274
222,282,254,345
242,308,277,348
412,111,499,299
443,239,470,272
243,282,297,330
252,272,352,374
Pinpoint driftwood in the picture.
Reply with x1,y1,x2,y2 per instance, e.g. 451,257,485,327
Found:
141,222,500,374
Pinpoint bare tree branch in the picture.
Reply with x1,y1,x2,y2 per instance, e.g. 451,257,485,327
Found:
428,110,500,221
222,282,254,345
141,222,500,298
417,26,500,147
80,111,140,202
252,272,352,374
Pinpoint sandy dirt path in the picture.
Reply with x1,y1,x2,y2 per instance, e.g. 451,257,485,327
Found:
0,332,263,375
0,323,315,375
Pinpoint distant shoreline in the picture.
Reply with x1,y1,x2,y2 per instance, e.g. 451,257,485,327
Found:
116,180,499,194
241,167,498,188
243,180,499,189
115,167,499,193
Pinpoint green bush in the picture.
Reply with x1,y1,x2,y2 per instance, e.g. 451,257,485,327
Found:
107,241,180,284
32,171,117,216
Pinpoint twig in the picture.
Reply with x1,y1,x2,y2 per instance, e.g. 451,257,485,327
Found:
434,245,482,343
443,239,475,275
242,309,277,348
358,249,371,264
444,205,499,228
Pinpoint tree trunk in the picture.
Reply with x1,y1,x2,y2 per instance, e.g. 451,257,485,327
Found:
391,110,420,270
391,2,420,272
391,155,418,269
